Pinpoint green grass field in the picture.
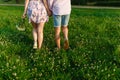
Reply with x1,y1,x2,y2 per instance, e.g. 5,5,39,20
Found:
0,6,120,80
0,0,24,4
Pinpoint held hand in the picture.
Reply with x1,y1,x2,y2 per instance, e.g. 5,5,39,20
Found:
47,10,52,17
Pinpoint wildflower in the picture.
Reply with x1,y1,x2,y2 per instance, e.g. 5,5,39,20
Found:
101,69,104,72
113,68,116,72
13,66,16,69
108,74,110,77
12,73,17,76
6,63,9,67
39,73,42,77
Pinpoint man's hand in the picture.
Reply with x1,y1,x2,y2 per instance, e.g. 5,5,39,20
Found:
48,10,52,17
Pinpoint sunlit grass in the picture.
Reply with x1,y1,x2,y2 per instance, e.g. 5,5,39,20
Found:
0,6,120,79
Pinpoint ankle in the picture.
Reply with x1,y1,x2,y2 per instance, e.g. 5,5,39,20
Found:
64,38,68,41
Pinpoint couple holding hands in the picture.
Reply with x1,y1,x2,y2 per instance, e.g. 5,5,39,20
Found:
22,0,71,50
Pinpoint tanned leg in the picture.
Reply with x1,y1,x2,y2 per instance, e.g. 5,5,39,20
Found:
62,26,69,50
55,27,61,49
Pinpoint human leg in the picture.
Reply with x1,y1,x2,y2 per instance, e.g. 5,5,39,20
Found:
53,15,61,49
61,15,70,50
62,26,69,50
31,21,38,49
62,26,68,40
37,22,45,49
55,27,61,49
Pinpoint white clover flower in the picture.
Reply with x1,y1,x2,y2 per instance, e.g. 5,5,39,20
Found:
108,74,110,77
63,62,66,65
6,63,9,67
119,24,120,27
12,73,17,76
68,64,71,67
16,59,20,63
105,67,107,71
13,66,16,69
113,68,116,72
34,68,37,72
39,73,42,77
28,69,31,72
101,69,104,72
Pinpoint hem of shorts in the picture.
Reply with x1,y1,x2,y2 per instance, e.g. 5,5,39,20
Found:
54,25,68,27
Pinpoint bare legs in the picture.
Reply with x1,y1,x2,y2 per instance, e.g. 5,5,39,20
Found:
62,26,68,40
55,26,69,50
37,22,45,49
62,26,69,50
55,27,61,49
31,21,45,49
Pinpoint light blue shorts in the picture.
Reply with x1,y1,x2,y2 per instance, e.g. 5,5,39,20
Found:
53,14,70,27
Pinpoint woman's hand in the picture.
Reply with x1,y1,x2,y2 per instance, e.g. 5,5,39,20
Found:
22,12,27,19
42,0,52,17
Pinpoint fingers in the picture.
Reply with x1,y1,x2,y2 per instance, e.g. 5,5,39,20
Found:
48,11,52,17
22,14,26,19
22,12,26,19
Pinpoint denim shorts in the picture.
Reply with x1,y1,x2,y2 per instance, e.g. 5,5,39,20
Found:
53,14,70,27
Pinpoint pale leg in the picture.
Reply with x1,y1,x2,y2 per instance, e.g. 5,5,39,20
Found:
31,21,38,49
37,22,45,49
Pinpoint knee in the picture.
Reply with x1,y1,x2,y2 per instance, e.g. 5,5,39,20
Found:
37,29,43,34
55,34,60,40
62,27,68,32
